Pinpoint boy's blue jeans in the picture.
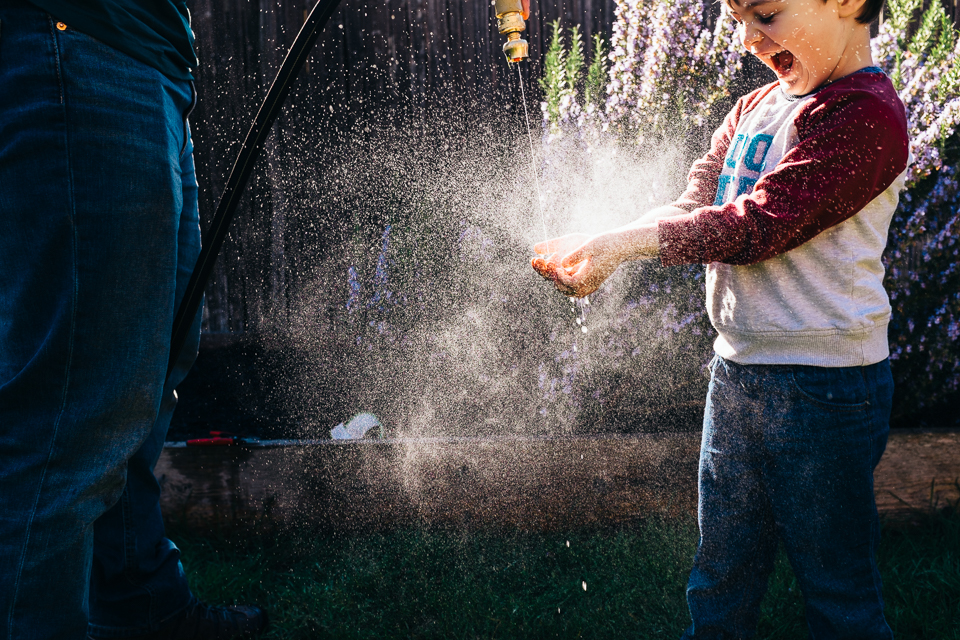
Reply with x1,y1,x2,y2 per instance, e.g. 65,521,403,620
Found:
682,355,894,640
0,1,201,637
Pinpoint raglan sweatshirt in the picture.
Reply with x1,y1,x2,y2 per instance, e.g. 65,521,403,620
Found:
657,69,909,367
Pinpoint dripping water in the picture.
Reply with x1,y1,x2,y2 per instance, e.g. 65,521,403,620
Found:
516,64,548,243
515,64,590,332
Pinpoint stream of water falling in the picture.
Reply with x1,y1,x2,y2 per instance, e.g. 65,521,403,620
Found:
517,64,548,243
516,65,589,332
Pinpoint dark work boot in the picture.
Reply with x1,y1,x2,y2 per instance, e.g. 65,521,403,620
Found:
89,598,268,640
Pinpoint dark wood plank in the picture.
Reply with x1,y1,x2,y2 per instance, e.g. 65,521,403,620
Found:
873,429,960,519
157,429,960,532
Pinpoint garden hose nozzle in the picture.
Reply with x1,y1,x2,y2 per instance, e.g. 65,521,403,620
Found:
495,0,528,63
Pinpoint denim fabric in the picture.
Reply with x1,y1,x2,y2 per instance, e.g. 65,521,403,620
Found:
681,356,894,640
0,1,201,638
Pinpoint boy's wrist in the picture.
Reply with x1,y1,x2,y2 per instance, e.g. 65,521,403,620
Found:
608,224,659,261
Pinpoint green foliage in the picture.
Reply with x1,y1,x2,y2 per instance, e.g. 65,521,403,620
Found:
891,48,904,90
540,22,610,131
935,33,960,101
907,0,946,56
564,25,584,97
539,20,567,130
584,34,609,111
930,10,957,62
887,0,923,41
929,10,959,102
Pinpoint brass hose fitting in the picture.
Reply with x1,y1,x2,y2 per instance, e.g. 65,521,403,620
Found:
495,0,528,63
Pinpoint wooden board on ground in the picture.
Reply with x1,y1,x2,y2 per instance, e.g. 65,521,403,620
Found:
156,430,959,532
873,429,960,521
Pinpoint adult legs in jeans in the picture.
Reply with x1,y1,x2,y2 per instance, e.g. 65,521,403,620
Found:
681,356,894,640
87,129,201,637
0,2,199,637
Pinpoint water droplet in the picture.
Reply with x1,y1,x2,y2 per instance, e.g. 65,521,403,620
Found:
582,581,587,591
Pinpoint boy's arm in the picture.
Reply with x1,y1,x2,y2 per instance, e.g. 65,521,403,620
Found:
628,205,691,225
563,91,757,262
658,84,910,267
550,93,755,261
670,95,748,212
532,94,755,296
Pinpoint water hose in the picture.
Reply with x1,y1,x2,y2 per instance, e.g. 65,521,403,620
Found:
167,0,343,378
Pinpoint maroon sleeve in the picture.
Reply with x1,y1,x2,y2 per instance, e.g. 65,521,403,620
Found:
672,84,778,211
659,74,909,266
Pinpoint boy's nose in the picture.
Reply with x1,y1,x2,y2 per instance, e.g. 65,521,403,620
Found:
740,22,764,49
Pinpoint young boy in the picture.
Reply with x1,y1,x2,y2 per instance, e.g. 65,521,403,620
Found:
533,0,908,637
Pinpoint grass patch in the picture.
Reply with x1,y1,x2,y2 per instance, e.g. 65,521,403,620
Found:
174,509,959,639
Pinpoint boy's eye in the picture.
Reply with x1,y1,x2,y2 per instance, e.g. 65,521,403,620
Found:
756,12,777,24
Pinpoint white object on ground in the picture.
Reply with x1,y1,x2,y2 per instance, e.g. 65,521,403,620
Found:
330,412,383,440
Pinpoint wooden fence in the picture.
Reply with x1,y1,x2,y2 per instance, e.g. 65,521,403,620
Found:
188,0,960,333
189,0,621,333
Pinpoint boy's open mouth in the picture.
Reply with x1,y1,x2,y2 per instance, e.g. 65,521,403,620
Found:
771,49,795,76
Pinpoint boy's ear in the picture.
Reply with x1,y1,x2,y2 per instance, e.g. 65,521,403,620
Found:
836,0,869,20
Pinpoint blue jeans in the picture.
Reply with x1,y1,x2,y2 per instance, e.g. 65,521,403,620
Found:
682,356,894,640
0,1,201,637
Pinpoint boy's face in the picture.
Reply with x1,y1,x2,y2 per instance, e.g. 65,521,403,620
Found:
725,0,863,95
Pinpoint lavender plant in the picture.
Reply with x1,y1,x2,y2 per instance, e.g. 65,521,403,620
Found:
873,0,960,420
542,0,743,140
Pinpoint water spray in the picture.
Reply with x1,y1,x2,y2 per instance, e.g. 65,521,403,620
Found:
516,65,548,243
166,0,583,382
518,63,589,334
166,0,342,379
497,3,591,335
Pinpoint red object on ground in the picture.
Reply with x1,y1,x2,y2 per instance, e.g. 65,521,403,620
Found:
187,431,242,446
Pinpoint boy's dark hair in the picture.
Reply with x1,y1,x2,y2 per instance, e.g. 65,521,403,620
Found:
724,0,885,26
852,0,884,25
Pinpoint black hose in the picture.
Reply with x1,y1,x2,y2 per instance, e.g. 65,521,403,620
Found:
167,0,344,378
